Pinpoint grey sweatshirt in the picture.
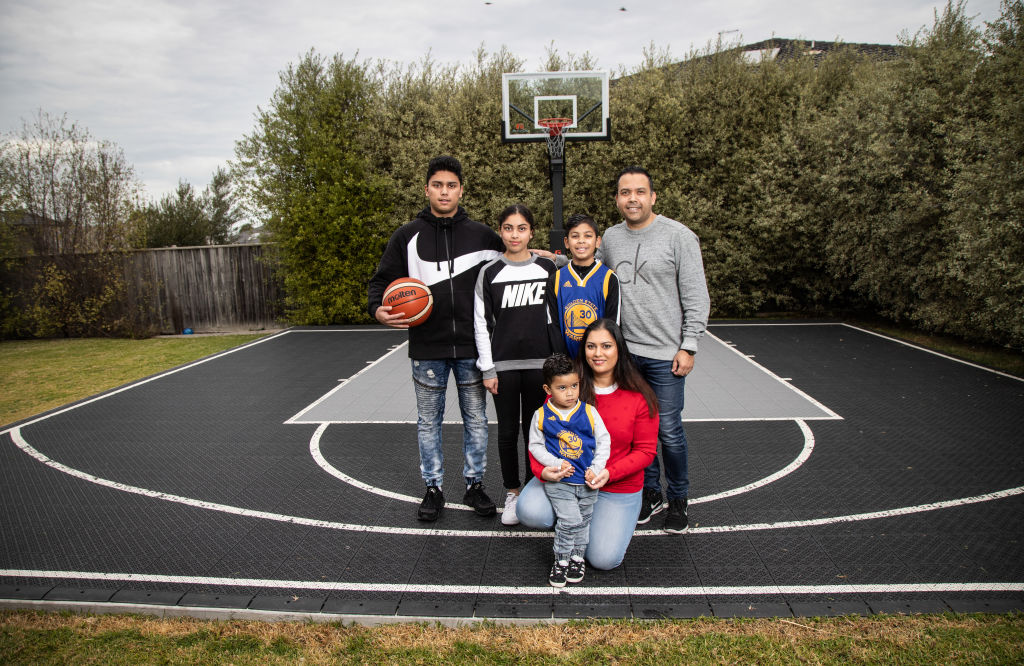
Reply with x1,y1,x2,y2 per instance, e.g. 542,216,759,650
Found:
600,215,710,360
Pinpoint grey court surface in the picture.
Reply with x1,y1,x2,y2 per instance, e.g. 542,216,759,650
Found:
290,328,836,424
2,322,1023,623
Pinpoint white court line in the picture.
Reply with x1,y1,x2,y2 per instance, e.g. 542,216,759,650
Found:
711,321,1024,383
290,331,842,425
11,426,1024,538
689,420,815,505
309,419,816,509
286,341,410,424
709,322,846,327
841,323,1024,383
287,328,407,333
705,330,842,420
684,417,837,422
6,324,1023,598
3,569,1023,597
0,329,291,438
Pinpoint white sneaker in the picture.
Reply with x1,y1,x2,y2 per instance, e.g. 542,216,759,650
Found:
500,491,520,525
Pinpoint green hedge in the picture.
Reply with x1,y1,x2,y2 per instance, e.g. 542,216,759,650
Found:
236,1,1023,349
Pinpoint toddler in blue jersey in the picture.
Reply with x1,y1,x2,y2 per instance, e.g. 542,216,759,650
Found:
528,353,610,587
547,214,620,360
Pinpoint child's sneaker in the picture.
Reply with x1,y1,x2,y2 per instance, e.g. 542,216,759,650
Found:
566,555,585,583
548,558,569,588
500,491,520,526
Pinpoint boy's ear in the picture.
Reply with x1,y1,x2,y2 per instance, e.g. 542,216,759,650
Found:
595,236,602,247
563,236,570,248
542,383,552,395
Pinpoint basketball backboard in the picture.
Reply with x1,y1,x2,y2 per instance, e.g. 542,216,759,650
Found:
501,71,610,142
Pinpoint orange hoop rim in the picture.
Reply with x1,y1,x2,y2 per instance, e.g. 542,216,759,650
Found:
538,117,572,135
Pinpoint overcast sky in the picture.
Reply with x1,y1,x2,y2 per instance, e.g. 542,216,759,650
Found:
0,0,1005,202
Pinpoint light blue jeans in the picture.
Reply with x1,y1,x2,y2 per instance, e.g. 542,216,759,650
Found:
517,477,643,570
544,482,598,559
633,354,689,500
411,358,488,488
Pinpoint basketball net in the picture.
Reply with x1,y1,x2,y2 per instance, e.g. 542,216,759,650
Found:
538,118,571,161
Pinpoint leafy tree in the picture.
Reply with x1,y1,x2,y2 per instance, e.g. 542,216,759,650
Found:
141,168,241,248
0,111,143,254
143,180,208,248
234,51,392,324
225,17,1022,347
204,166,241,244
0,111,150,337
816,2,983,332
946,0,1024,345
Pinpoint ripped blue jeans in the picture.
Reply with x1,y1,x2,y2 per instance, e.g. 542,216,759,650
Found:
411,358,489,489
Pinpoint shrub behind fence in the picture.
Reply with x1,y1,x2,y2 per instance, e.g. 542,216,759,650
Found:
1,244,282,338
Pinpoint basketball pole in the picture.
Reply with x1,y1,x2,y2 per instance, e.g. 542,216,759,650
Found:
549,150,565,252
501,71,611,253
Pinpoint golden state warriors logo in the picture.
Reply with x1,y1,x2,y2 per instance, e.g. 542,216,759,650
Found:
557,430,583,460
564,299,598,342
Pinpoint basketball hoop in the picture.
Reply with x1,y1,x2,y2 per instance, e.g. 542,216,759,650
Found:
538,117,571,160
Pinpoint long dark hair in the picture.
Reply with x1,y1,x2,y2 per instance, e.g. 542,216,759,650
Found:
577,318,658,417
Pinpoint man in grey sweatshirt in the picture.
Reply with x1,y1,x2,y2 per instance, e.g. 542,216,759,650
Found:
601,166,711,534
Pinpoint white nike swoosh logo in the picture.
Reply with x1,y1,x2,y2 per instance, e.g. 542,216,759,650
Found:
406,232,500,287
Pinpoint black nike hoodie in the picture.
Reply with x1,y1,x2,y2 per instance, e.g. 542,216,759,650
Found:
368,206,504,359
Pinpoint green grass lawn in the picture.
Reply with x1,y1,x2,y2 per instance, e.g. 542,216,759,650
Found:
0,334,268,426
1,610,1022,664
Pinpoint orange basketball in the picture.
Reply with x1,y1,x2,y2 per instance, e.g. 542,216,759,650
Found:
383,277,433,326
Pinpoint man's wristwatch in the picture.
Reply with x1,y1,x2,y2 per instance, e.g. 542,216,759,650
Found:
683,349,696,356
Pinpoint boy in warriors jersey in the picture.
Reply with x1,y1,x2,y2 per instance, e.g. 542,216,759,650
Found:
368,156,505,522
528,354,610,587
547,214,620,359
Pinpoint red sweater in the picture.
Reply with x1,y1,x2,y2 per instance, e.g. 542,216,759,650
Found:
530,386,658,494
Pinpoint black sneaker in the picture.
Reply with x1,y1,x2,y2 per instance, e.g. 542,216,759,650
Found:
663,497,689,534
549,558,569,588
566,556,585,583
636,487,666,525
463,481,497,516
417,486,444,522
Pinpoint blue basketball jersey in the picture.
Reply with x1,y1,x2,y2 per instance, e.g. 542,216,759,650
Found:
537,399,597,485
554,262,615,358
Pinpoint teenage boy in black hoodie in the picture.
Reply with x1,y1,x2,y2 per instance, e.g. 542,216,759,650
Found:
368,156,505,522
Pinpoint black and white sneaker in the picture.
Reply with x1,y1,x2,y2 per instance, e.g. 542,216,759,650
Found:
549,558,569,588
417,485,444,522
663,497,689,534
463,481,497,516
566,556,585,584
636,487,666,525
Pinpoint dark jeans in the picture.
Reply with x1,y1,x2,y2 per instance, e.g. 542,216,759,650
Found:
633,354,689,500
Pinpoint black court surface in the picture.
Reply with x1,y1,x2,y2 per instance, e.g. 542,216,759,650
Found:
2,322,1023,622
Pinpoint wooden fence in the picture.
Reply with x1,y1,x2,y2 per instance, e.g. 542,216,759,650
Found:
126,244,283,334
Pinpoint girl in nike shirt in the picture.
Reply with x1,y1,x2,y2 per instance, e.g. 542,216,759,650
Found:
473,204,562,525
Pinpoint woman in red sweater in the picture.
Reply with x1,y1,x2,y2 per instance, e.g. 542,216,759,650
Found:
517,318,659,569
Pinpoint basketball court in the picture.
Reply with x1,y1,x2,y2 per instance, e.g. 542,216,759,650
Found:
2,322,1022,623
